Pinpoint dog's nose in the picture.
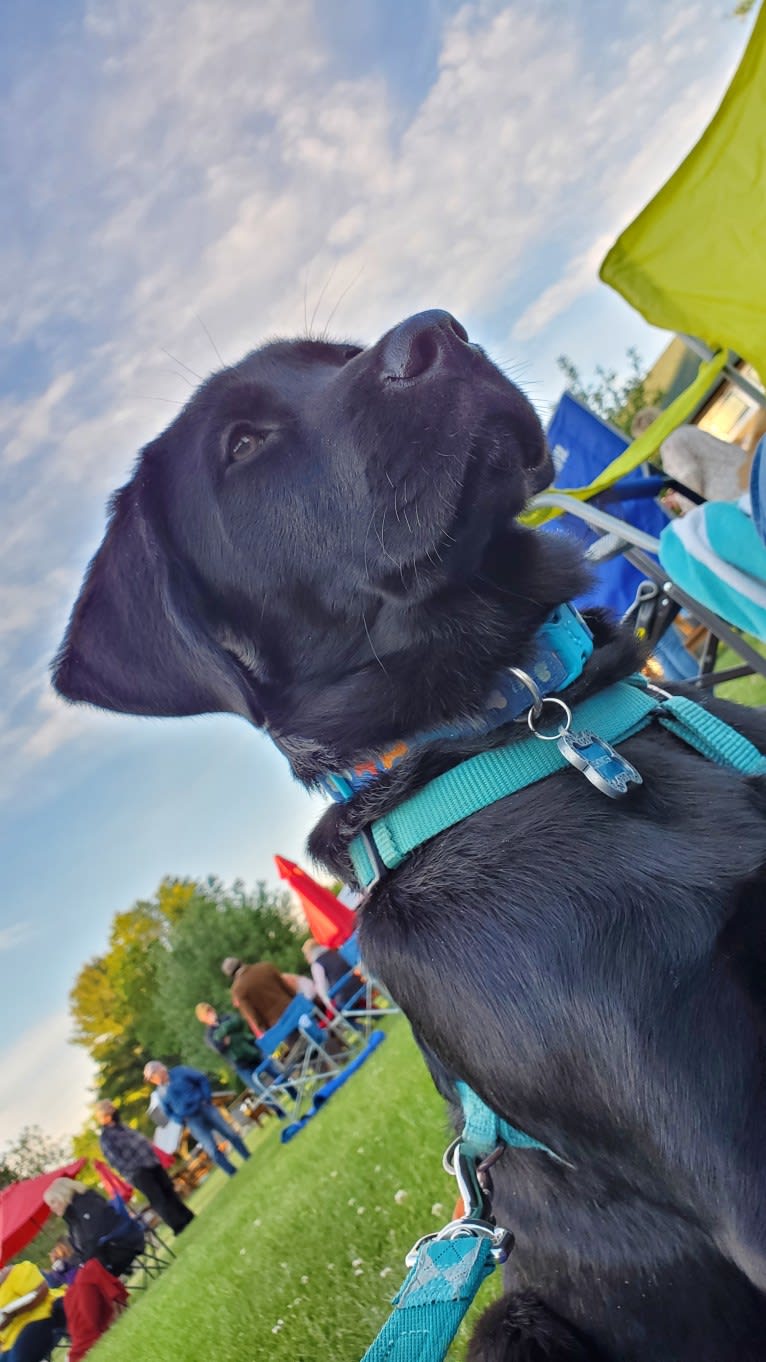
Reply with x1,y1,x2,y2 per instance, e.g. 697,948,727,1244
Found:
379,310,470,382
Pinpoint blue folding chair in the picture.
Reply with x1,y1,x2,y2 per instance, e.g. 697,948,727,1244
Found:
325,933,400,1039
105,1196,172,1289
250,995,342,1121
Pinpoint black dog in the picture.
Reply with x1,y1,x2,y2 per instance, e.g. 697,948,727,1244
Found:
54,311,766,1359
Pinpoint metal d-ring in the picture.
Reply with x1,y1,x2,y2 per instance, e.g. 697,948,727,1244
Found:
527,696,572,740
508,667,543,718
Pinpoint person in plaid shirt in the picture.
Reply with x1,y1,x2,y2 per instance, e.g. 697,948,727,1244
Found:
95,1100,194,1234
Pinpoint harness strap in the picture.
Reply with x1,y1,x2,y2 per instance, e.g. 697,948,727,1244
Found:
350,684,766,890
659,695,766,775
457,1082,556,1160
350,681,659,889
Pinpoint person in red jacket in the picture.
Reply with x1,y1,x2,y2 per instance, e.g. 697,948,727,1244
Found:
64,1259,127,1361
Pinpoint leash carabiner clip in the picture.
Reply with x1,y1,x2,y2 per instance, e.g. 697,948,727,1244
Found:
443,1137,489,1221
402,1137,515,1268
405,1216,514,1268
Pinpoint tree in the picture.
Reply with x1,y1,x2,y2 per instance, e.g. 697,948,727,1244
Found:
151,878,305,1072
556,347,661,437
69,878,200,1126
68,875,306,1115
0,1126,71,1189
0,1126,75,1268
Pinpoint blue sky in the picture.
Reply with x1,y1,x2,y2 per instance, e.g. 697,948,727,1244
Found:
0,0,757,1146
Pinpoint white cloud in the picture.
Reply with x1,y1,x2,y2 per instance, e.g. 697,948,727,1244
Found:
0,922,34,953
0,1012,95,1146
0,0,753,796
3,373,76,467
513,236,614,342
510,4,734,341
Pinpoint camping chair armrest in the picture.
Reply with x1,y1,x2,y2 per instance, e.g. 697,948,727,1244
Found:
529,491,661,552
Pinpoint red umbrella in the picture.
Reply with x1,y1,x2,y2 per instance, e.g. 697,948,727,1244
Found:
274,855,356,948
93,1159,134,1202
0,1158,87,1264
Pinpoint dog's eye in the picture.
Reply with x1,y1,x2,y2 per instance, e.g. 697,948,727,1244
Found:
225,424,269,462
339,346,362,364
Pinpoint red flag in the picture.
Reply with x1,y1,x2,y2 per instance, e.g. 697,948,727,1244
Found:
274,856,356,948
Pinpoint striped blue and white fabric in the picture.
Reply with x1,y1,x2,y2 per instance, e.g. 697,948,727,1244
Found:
659,491,766,641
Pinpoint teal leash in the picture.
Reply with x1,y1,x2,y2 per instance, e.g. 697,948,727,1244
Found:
358,1236,496,1362
360,1093,518,1362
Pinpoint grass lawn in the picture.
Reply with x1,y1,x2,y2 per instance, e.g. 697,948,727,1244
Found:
714,635,766,707
91,1017,500,1361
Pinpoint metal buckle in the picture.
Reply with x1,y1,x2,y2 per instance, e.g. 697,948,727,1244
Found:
508,667,544,719
356,826,387,890
405,1218,514,1267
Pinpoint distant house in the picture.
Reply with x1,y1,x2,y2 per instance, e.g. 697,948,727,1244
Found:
644,336,764,442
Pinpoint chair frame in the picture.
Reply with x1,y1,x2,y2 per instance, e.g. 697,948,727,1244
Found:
530,490,766,687
248,996,344,1122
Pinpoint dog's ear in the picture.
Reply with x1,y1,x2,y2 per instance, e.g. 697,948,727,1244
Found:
52,460,260,724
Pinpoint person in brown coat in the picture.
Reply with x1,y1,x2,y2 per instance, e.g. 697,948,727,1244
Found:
221,958,296,1034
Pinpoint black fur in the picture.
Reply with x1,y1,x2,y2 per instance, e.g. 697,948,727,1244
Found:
53,311,766,1359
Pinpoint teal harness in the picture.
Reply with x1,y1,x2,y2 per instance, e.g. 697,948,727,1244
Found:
357,652,766,1362
349,676,766,891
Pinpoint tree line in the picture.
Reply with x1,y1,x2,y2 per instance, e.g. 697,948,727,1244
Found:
1,874,307,1263
68,875,306,1135
2,877,306,1198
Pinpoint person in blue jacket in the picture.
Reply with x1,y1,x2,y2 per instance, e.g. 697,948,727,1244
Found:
143,1060,251,1177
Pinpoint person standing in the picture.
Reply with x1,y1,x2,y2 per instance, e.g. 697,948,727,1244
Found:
194,1002,263,1088
221,957,296,1033
94,1100,194,1234
143,1061,251,1178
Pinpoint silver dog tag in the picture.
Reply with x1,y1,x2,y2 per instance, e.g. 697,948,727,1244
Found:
557,728,642,799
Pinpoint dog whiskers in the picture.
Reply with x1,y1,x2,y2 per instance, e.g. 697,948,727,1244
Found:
320,264,365,339
195,315,226,368
362,608,389,675
309,264,338,338
160,368,195,389
375,507,400,567
160,348,203,382
474,576,544,606
402,480,413,534
363,507,376,590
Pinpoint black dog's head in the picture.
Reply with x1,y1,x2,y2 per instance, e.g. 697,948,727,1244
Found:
54,310,584,778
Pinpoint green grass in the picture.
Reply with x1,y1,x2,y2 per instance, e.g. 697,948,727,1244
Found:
90,1018,499,1361
714,635,766,706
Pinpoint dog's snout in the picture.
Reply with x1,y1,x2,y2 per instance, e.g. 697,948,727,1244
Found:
379,309,470,383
